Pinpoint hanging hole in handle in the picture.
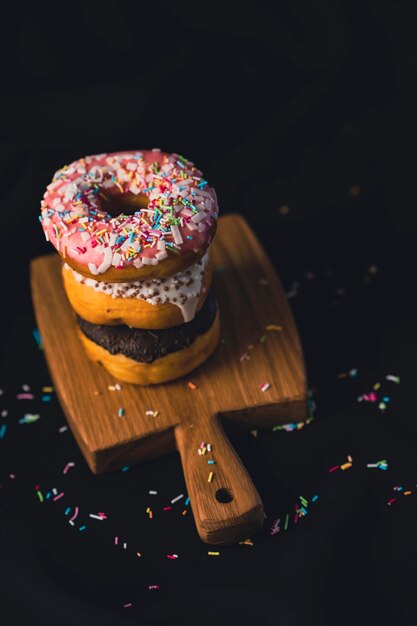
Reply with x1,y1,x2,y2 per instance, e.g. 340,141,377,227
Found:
215,488,233,503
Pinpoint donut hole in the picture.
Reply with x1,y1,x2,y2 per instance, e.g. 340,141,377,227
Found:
102,192,149,217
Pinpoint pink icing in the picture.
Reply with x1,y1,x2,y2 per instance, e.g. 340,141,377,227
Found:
39,149,218,275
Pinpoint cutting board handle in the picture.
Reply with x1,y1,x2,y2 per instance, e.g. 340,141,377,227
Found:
175,414,264,544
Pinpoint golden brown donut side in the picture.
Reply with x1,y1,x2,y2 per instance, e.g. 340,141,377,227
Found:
76,309,220,385
62,257,213,329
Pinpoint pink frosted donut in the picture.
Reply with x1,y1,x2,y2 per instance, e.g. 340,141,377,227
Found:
39,149,219,281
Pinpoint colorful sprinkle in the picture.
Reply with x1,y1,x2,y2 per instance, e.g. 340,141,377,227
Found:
63,462,75,474
259,383,271,392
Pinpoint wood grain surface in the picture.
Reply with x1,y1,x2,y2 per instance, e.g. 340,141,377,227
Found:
31,214,308,544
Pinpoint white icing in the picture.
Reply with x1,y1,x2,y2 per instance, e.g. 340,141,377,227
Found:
65,252,209,323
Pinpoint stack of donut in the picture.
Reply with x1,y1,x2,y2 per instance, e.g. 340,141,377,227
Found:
39,149,220,385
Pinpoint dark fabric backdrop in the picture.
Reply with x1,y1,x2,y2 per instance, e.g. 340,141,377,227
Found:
1,1,417,625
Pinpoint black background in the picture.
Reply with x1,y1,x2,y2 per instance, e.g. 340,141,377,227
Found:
1,1,417,625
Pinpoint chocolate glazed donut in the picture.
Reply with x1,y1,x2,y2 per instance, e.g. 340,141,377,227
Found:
76,290,220,385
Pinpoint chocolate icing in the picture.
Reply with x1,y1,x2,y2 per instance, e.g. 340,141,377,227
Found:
76,290,217,363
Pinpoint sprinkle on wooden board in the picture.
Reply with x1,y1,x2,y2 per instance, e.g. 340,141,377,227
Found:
259,382,271,392
108,383,122,391
187,381,198,390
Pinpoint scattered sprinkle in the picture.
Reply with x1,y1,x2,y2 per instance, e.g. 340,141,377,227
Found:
187,381,198,390
63,462,75,474
340,462,352,471
367,459,388,470
70,507,79,522
266,324,283,331
32,328,43,349
239,539,254,546
259,383,271,392
19,413,41,424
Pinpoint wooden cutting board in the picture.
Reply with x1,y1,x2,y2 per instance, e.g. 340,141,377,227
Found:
31,214,308,544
